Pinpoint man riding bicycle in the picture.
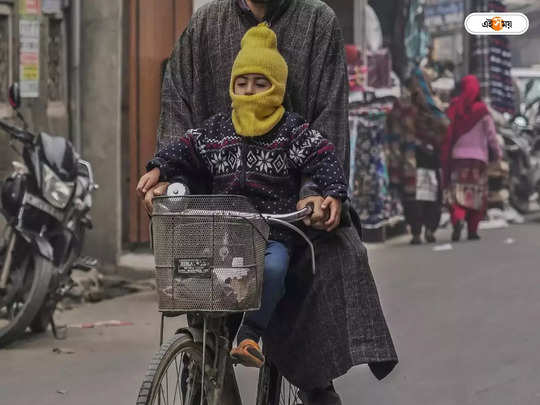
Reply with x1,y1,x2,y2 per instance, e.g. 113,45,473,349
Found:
140,1,398,403
139,22,348,374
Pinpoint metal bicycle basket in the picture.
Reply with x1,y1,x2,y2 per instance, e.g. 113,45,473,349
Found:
151,195,269,313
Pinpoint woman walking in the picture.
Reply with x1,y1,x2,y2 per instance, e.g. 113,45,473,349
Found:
441,75,502,241
388,68,447,245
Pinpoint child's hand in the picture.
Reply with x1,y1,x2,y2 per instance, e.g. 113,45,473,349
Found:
136,168,161,198
144,182,169,214
321,196,342,232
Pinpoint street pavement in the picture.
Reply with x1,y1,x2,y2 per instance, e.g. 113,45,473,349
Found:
1,223,540,405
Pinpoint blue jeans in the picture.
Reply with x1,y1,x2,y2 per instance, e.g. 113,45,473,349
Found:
239,240,289,342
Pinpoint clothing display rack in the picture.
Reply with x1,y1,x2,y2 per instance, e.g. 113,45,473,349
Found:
349,95,405,242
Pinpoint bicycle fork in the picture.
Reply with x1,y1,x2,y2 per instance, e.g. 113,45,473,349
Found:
168,315,240,405
202,316,242,405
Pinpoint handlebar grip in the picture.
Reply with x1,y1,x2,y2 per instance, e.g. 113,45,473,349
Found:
304,202,314,216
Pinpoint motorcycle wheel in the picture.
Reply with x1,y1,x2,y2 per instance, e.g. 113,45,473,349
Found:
29,299,55,333
0,230,53,347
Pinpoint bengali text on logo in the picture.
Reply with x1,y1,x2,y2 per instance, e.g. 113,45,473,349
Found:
464,12,529,35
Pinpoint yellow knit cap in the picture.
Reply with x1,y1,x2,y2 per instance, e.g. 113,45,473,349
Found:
230,23,288,137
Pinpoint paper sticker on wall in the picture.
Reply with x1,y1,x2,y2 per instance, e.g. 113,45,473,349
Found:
19,18,40,98
20,0,41,15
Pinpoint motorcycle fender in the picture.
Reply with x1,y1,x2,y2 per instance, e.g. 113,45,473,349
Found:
14,228,54,261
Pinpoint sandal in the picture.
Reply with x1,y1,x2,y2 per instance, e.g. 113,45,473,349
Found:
230,339,265,368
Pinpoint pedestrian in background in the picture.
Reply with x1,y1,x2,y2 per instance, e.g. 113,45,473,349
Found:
388,68,447,245
441,75,502,241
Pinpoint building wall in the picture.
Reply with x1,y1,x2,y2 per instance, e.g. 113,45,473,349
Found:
80,0,123,267
125,0,191,247
0,1,17,179
0,1,70,193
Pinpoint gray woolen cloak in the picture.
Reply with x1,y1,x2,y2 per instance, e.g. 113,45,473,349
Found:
156,0,398,389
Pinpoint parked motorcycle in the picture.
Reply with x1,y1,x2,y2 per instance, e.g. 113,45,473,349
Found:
500,114,540,213
0,83,98,346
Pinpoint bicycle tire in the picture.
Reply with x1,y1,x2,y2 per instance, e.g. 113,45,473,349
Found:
0,246,53,347
137,333,212,405
257,361,303,405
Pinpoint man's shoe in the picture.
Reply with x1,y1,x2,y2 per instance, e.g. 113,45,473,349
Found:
410,235,422,245
298,384,342,405
452,221,464,242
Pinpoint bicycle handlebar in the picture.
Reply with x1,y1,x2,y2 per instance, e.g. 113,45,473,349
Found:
261,203,314,223
166,182,314,224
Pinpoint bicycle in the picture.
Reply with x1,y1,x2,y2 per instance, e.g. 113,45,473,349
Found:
136,185,316,405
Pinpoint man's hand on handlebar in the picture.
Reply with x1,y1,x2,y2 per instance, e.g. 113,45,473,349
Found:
321,196,342,232
296,196,342,232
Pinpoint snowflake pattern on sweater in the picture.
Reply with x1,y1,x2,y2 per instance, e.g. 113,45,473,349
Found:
147,112,348,243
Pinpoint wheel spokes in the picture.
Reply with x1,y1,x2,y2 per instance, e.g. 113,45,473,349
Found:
155,349,207,405
172,356,181,404
280,379,300,405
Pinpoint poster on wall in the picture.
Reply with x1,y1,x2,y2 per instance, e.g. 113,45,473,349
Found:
19,0,41,15
19,18,40,98
42,0,62,14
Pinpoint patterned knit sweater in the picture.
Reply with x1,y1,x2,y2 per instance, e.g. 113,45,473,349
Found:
147,112,348,243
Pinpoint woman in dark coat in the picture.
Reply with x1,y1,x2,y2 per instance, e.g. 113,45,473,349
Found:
399,69,447,245
142,0,398,402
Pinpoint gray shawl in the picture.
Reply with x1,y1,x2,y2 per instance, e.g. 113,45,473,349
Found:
157,0,397,389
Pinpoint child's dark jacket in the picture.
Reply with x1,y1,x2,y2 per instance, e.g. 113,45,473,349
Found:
147,111,348,243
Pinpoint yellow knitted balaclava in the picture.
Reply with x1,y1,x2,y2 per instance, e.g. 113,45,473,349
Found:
230,23,288,137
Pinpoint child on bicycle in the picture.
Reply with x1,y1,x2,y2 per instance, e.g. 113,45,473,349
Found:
137,23,348,368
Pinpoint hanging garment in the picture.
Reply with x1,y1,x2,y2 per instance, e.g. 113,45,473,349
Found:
470,0,515,114
350,114,392,228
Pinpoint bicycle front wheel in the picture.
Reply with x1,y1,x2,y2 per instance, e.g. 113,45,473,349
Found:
137,333,211,405
257,361,302,405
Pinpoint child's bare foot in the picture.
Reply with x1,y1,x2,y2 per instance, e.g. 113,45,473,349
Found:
230,339,265,368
